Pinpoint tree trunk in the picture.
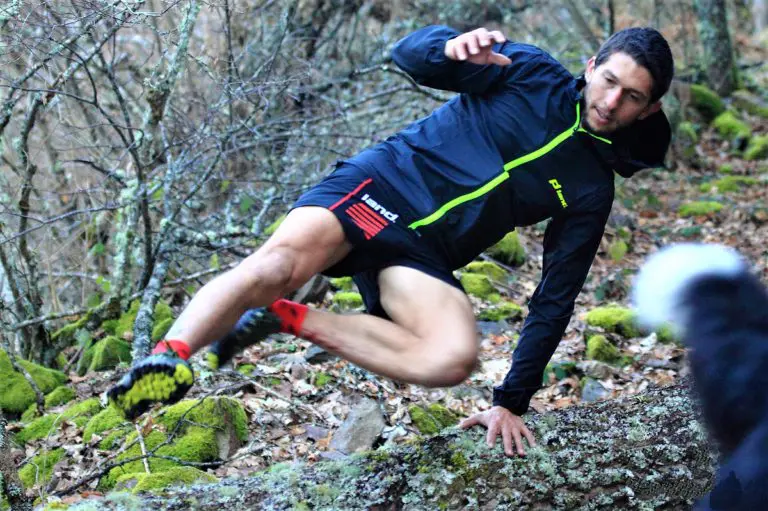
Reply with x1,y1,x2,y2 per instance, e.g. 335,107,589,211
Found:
73,383,716,510
694,0,738,96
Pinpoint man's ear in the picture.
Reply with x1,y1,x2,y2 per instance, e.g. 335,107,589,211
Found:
638,101,662,120
585,56,596,81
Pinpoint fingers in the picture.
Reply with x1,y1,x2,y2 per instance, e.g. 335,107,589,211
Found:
447,27,508,65
521,424,537,448
511,427,526,456
501,424,515,456
459,414,480,429
488,52,512,66
486,421,499,449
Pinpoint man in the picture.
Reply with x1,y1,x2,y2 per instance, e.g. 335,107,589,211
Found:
109,25,674,457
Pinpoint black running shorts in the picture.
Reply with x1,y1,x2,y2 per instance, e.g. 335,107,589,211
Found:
292,162,463,318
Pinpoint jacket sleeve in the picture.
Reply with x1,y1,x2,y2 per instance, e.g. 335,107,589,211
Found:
390,25,544,94
492,199,612,415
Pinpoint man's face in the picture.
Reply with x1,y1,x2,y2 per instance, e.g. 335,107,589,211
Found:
582,51,661,134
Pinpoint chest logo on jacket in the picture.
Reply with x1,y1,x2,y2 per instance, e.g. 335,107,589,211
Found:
548,179,568,208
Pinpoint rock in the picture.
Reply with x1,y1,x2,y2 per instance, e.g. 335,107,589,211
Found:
585,335,621,364
462,261,507,281
476,300,523,322
584,306,640,338
408,403,458,435
607,210,636,230
17,398,102,444
576,360,616,380
43,386,76,408
475,320,508,336
745,135,768,161
645,358,677,369
304,425,331,442
290,274,331,304
711,111,751,147
303,346,338,364
77,335,132,376
485,231,526,266
689,83,725,121
459,273,496,299
581,378,610,403
114,466,217,494
329,398,385,454
0,348,67,415
731,89,768,119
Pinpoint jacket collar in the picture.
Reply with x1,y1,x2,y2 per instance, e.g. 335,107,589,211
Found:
573,75,671,178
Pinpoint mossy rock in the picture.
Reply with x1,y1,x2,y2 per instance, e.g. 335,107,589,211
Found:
699,175,757,193
476,300,523,321
744,135,768,161
460,273,496,299
17,398,102,444
83,407,127,444
77,336,132,376
408,403,458,435
44,386,76,408
51,311,93,344
114,466,218,494
0,349,67,415
18,448,66,489
675,121,699,162
732,89,768,119
236,363,256,376
712,111,751,145
608,239,628,263
689,84,725,121
329,277,355,291
158,396,248,447
718,163,734,174
332,292,364,310
485,231,526,266
586,335,621,364
584,306,640,338
463,261,507,282
678,201,723,218
263,214,287,236
152,317,174,342
113,299,173,341
656,325,678,344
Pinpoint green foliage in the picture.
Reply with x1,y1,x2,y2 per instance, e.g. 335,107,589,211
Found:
585,306,640,338
689,84,725,121
711,111,751,143
608,239,628,263
332,292,364,310
315,372,332,387
485,231,526,266
329,277,355,291
0,349,67,414
408,403,458,435
44,386,76,408
114,466,217,494
463,261,507,281
459,273,495,299
699,175,756,193
476,300,523,321
236,363,256,376
678,201,723,217
586,335,621,364
744,135,768,161
18,448,65,489
263,214,287,236
77,336,132,376
718,163,733,174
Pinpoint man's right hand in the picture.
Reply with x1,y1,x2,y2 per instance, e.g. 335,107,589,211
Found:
459,406,536,456
444,28,512,67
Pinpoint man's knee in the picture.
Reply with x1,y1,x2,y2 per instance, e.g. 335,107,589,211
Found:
236,245,300,299
421,342,478,387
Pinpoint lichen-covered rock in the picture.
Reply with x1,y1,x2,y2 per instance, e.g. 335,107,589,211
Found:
331,292,363,310
18,448,65,489
690,83,725,121
463,261,507,282
409,403,458,435
699,175,757,193
460,273,496,299
485,231,526,266
584,306,640,338
744,135,768,161
711,111,751,145
586,335,621,364
0,349,67,414
77,336,132,376
476,301,523,322
114,466,217,494
329,277,355,291
678,201,724,218
44,386,76,408
329,398,385,454
16,398,103,444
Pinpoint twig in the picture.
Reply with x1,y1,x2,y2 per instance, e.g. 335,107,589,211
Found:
134,423,151,474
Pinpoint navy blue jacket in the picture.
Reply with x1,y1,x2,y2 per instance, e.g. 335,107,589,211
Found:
347,25,670,415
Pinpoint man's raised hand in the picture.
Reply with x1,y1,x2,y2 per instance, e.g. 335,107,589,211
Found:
444,28,512,66
459,406,536,456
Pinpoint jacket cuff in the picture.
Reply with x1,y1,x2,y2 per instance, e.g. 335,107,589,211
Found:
492,386,540,416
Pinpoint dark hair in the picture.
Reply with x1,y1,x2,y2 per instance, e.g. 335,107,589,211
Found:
595,27,674,103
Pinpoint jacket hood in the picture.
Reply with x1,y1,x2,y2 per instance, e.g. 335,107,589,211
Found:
574,75,671,178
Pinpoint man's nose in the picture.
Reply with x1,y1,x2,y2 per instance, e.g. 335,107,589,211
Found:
605,89,622,110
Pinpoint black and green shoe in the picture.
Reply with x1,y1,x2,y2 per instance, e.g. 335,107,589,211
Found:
207,307,282,370
107,354,194,420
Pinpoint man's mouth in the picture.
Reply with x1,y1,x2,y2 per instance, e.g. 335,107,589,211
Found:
594,107,612,125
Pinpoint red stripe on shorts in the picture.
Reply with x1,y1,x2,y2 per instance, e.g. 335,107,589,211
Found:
350,203,388,229
346,207,382,238
329,178,373,211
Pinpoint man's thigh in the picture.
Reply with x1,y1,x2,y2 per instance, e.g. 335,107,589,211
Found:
378,266,477,348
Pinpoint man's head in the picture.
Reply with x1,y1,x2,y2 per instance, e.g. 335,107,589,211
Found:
582,27,674,134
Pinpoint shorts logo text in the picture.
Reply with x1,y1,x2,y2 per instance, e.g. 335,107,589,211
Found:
361,193,399,222
548,179,568,208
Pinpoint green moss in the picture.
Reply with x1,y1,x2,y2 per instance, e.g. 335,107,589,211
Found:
463,261,507,281
477,300,523,321
676,122,699,160
114,300,173,340
460,273,495,299
0,349,67,414
263,214,286,236
656,325,678,344
690,84,725,121
678,201,723,218
236,363,256,376
408,403,457,435
101,319,119,335
83,407,126,443
18,448,65,489
718,163,734,174
712,111,751,143
158,397,248,444
586,335,621,363
329,277,355,291
699,175,757,193
78,336,132,375
152,318,174,342
21,403,40,423
17,398,102,443
44,386,76,408
114,466,217,494
54,352,68,370
315,372,332,387
485,231,526,266
608,239,628,263
331,292,363,310
745,135,768,161
99,429,131,450
585,306,640,338
51,311,92,343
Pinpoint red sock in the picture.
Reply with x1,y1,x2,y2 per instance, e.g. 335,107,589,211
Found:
268,299,309,336
152,339,191,360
